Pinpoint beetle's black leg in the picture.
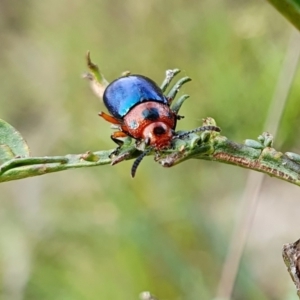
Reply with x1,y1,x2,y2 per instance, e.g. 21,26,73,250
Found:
109,147,122,159
108,132,129,158
111,136,124,147
111,131,128,146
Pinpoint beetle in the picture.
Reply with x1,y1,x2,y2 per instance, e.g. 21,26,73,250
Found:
99,72,220,177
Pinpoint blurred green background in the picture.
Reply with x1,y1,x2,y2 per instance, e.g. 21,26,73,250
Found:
1,0,300,299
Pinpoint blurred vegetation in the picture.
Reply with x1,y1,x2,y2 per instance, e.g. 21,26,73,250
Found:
1,0,300,299
267,0,300,32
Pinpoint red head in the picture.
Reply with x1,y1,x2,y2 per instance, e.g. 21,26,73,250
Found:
141,122,174,149
121,101,177,150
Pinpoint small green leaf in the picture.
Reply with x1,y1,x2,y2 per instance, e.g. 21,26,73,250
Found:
244,139,264,149
0,119,30,164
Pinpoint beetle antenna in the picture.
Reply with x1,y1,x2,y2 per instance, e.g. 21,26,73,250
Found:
131,148,152,178
174,125,221,140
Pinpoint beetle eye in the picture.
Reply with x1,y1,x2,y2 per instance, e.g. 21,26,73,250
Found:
153,126,166,135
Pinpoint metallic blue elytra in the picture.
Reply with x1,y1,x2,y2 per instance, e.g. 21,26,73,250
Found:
103,75,168,119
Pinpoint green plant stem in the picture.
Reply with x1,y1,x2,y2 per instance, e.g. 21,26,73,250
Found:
1,131,300,184
0,151,112,182
158,135,300,185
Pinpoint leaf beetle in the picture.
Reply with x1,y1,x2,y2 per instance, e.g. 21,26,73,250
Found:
99,71,220,177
